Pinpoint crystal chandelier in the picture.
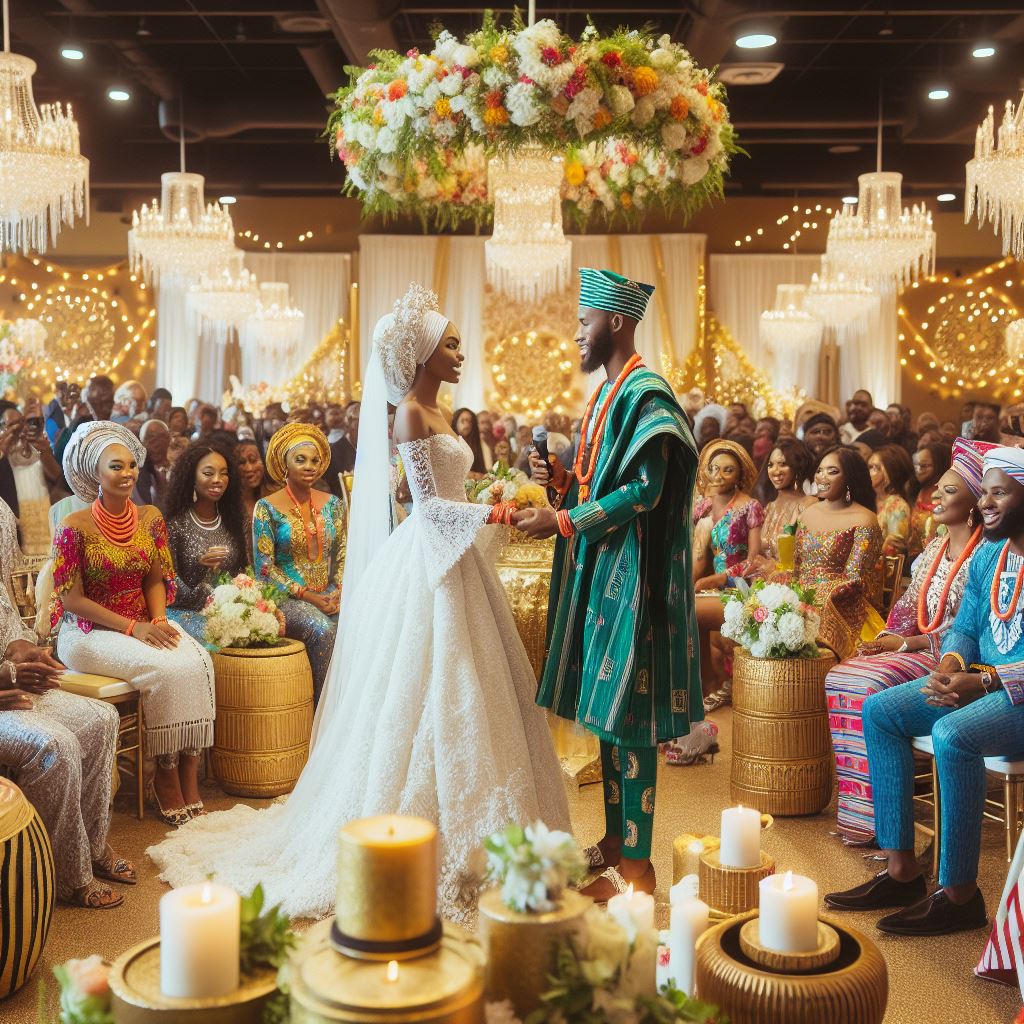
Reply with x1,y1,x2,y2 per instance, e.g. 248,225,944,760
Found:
485,146,572,304
187,250,259,345
240,282,304,365
10,316,46,359
803,257,879,336
1006,318,1024,361
826,172,935,290
759,284,823,353
0,0,89,254
966,94,1024,261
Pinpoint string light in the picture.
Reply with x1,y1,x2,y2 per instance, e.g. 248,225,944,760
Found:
236,228,316,251
732,203,836,251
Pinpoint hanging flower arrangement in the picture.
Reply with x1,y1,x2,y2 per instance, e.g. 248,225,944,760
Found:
327,12,739,228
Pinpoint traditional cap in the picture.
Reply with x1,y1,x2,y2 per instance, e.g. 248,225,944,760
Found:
952,437,999,497
265,422,331,485
62,421,146,503
983,444,1024,488
578,268,654,322
698,438,758,494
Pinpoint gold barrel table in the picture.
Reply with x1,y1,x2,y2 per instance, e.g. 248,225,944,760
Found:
211,638,314,798
730,650,835,816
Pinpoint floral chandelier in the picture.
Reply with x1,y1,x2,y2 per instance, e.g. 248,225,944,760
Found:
803,256,879,336
966,94,1024,261
187,249,259,345
0,0,89,254
327,13,737,237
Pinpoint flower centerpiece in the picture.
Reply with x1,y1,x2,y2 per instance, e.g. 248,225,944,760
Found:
203,571,285,651
327,13,738,228
485,821,586,912
720,580,820,659
467,460,549,511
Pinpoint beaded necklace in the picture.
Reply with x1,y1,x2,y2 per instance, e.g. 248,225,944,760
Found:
91,497,139,547
573,353,644,502
285,483,324,562
916,526,982,634
990,540,1024,622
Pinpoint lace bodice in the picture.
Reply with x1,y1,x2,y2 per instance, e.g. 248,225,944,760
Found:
397,434,491,588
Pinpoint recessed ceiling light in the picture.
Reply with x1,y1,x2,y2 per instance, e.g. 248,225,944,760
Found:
136,17,151,37
61,46,84,61
937,193,956,202
928,87,950,101
829,144,861,154
218,196,237,205
735,32,777,50
972,45,996,59
842,196,858,204
107,87,131,103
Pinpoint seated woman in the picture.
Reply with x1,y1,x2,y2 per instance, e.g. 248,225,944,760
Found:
253,423,346,704
236,438,274,560
52,422,216,827
909,442,952,561
825,446,1024,937
868,445,914,560
748,437,816,573
798,412,841,495
824,438,988,846
166,440,248,643
779,447,884,661
0,496,132,910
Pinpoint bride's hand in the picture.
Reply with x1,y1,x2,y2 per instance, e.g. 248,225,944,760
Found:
512,508,558,539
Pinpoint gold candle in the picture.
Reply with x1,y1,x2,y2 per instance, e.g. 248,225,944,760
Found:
336,816,438,949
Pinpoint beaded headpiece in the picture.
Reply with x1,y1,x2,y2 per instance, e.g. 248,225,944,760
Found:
62,421,146,503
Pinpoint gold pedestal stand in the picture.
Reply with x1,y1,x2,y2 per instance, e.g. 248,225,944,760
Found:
695,911,888,1024
289,919,484,1024
698,850,775,917
108,939,278,1024
478,889,591,1017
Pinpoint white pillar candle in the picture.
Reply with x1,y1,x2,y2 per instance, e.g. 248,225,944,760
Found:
758,871,819,953
669,896,709,997
683,838,705,878
669,874,700,904
160,882,240,998
719,805,761,868
607,884,656,937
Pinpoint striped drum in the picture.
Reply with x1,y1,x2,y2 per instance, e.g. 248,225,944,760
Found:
211,638,314,798
0,777,55,997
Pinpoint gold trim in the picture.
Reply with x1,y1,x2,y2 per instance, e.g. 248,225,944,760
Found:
433,236,451,310
606,236,623,275
738,918,841,973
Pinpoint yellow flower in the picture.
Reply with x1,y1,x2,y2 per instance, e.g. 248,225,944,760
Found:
434,97,452,118
515,483,547,509
372,103,384,125
490,43,509,64
631,66,659,96
670,95,689,121
565,161,586,186
620,191,633,208
707,96,724,122
483,105,510,126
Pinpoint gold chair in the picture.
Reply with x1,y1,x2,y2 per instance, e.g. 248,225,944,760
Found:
59,673,145,820
8,568,40,630
881,554,906,618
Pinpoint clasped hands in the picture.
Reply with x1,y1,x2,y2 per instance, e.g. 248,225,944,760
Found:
0,640,65,711
510,449,567,539
920,667,987,708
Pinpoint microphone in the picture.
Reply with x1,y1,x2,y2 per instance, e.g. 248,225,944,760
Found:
532,426,550,470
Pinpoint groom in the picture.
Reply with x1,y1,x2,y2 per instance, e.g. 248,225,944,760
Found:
514,268,702,900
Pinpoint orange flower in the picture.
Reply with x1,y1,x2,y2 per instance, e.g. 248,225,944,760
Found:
631,66,659,96
483,106,510,126
592,107,612,130
434,97,452,118
670,95,690,121
387,79,408,101
707,96,724,122
565,161,586,186
620,191,633,208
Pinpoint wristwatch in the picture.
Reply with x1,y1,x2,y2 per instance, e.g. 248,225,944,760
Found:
0,660,15,688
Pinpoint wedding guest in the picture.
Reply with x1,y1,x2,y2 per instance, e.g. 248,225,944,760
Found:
133,419,172,514
909,442,952,561
0,498,133,909
112,381,147,424
52,422,216,826
325,404,346,444
825,445,1024,936
801,411,840,460
147,387,173,424
45,381,80,447
166,441,247,643
167,407,189,435
888,403,918,454
869,445,913,559
325,430,356,501
343,400,360,450
477,410,496,467
693,403,727,450
840,390,873,444
868,408,890,438
1,401,62,555
253,423,346,703
452,408,488,475
748,437,816,571
55,375,114,465
824,439,988,846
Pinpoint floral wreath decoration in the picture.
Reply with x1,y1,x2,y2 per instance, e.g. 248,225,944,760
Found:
327,12,741,228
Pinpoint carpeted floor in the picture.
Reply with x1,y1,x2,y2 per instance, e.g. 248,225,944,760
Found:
6,709,1021,1023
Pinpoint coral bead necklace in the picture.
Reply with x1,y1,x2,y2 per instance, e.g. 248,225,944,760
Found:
91,497,139,546
916,526,982,634
285,483,324,562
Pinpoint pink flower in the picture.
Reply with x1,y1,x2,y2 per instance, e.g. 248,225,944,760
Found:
541,46,561,66
204,596,214,608
63,955,110,999
753,606,769,623
256,599,269,613
691,134,709,155
657,945,671,967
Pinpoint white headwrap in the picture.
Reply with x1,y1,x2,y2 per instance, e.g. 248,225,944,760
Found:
693,403,728,436
984,445,1024,486
371,283,451,405
62,420,147,503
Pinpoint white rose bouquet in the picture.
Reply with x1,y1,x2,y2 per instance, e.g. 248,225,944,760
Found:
484,821,586,913
720,578,820,659
202,571,285,651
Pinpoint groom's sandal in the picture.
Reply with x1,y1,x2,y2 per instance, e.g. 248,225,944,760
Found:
584,845,607,870
67,880,124,910
93,845,137,885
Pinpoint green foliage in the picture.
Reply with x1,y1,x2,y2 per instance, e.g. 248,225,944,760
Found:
240,884,297,975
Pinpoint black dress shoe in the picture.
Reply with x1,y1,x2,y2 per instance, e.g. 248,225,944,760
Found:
876,887,987,937
823,870,927,911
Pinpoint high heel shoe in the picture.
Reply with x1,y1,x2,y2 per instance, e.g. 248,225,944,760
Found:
147,781,192,827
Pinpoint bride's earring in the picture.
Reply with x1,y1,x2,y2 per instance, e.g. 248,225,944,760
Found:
193,488,198,503
845,486,852,504
968,508,976,528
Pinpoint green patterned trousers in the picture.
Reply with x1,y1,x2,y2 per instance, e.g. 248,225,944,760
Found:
600,741,657,860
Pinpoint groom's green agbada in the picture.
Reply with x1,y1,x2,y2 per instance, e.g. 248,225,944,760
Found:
515,267,701,899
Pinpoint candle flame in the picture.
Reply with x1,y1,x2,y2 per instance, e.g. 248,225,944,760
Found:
688,839,704,853
385,960,400,984
737,804,743,811
625,883,635,898
200,882,213,904
783,870,794,891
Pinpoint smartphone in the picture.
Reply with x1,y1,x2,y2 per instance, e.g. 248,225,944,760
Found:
24,417,42,438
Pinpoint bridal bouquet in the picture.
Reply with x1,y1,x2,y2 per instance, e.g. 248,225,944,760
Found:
203,571,285,651
485,821,586,913
467,462,548,510
720,579,820,659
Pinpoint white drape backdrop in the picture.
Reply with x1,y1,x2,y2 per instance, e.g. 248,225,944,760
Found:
709,253,900,406
358,233,705,411
156,253,351,404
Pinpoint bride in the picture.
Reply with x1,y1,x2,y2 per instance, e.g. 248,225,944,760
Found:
148,284,570,923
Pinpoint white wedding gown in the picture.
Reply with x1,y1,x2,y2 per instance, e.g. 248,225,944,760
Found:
148,433,571,925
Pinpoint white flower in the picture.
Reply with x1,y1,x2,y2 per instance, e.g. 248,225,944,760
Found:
777,611,806,651
681,154,710,185
660,121,687,151
580,908,630,978
750,639,767,658
220,603,244,620
407,56,439,92
650,47,676,70
439,72,465,97
376,126,398,153
484,1001,523,1024
757,583,796,611
506,81,542,126
608,85,635,116
212,584,237,605
631,96,655,127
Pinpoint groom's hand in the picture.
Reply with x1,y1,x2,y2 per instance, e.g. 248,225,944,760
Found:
512,508,559,539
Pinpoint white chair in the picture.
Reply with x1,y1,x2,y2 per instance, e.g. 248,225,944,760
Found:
911,734,1024,877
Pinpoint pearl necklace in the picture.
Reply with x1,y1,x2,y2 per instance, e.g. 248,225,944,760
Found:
189,509,222,531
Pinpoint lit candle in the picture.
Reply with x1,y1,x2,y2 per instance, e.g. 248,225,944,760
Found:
384,960,400,985
720,805,761,868
684,839,705,878
758,871,819,953
607,885,657,998
669,874,700,903
669,895,709,997
607,884,655,937
337,816,438,944
159,882,240,998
